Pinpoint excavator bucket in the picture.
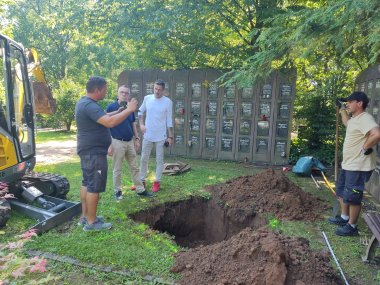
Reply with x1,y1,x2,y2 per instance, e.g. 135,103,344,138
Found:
32,81,56,114
27,48,56,114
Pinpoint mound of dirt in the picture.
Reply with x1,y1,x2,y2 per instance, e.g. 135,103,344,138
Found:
206,168,328,221
171,227,343,285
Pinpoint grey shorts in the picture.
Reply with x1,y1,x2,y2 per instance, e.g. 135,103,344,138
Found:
336,169,373,205
80,154,108,193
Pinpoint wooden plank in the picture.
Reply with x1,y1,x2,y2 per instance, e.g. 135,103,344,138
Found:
363,213,380,243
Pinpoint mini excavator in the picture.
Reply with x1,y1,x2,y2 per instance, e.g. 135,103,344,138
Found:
0,34,80,233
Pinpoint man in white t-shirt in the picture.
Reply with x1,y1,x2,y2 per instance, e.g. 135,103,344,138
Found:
138,79,173,193
329,91,380,236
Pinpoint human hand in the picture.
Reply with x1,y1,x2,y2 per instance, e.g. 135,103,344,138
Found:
107,146,113,156
335,98,346,110
127,98,138,112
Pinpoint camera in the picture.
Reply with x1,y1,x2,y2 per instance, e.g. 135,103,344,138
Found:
164,141,169,147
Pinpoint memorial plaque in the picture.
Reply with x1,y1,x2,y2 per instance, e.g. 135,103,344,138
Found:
275,141,286,157
192,83,202,97
376,80,380,93
205,137,216,149
191,101,201,114
368,80,373,95
261,84,272,99
241,102,252,117
239,138,250,153
277,123,288,137
175,100,185,115
257,121,269,136
280,84,291,99
222,119,234,135
221,137,233,151
256,139,268,153
146,82,154,95
239,121,251,135
191,135,199,145
131,82,140,95
191,118,200,131
164,82,170,96
207,101,217,116
176,82,186,98
175,135,184,145
225,85,235,99
223,101,235,117
206,118,217,133
360,82,365,92
259,102,270,117
175,117,185,130
278,103,290,119
242,87,253,99
208,82,218,98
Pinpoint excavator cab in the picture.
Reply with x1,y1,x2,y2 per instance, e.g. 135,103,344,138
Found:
0,34,35,180
0,34,80,232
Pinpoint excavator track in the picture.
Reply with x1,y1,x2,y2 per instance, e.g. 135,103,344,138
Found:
21,172,70,198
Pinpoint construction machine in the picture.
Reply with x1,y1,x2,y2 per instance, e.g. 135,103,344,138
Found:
0,33,80,233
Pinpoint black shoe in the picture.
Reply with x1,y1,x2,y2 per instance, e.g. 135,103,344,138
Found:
137,190,154,197
335,224,359,236
115,190,123,201
328,216,348,226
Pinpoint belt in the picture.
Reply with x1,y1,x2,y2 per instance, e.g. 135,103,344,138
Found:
113,137,131,142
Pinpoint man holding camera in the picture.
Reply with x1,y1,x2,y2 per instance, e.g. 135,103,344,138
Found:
329,91,380,236
138,79,173,193
107,85,153,199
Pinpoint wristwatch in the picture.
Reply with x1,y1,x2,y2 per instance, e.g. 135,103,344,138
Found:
135,137,140,141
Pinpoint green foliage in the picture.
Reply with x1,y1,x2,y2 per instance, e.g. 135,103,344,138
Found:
47,78,82,131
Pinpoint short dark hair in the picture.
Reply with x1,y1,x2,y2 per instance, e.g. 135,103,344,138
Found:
86,76,107,93
154,79,165,89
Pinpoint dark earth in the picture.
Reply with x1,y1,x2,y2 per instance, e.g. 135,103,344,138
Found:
131,169,343,285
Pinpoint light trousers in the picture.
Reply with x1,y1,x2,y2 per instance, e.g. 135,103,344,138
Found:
111,138,144,193
139,139,165,182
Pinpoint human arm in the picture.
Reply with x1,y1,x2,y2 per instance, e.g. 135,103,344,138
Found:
339,109,349,127
362,126,380,154
133,121,141,150
97,98,138,128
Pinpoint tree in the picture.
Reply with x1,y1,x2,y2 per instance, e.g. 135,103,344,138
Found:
50,78,82,131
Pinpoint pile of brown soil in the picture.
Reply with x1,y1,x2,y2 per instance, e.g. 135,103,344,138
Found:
206,168,328,221
170,169,341,284
171,227,343,285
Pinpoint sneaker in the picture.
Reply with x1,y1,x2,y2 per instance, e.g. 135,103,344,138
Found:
137,190,154,197
335,224,359,236
115,190,123,201
132,181,146,191
77,216,104,226
328,216,348,226
152,181,160,193
83,219,112,232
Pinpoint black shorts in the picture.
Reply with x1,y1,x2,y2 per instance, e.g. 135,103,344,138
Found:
80,154,108,193
336,169,373,205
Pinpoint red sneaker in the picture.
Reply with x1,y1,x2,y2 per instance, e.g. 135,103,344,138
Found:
152,181,160,192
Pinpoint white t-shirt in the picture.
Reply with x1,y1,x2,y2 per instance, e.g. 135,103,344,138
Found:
138,94,173,142
342,112,378,171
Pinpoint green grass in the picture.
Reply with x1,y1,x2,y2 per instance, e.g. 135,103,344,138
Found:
2,130,380,284
35,129,76,143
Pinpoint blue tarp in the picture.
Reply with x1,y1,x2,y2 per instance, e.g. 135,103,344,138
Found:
292,156,326,176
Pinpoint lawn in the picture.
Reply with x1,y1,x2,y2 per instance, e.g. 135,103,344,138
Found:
1,130,379,284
